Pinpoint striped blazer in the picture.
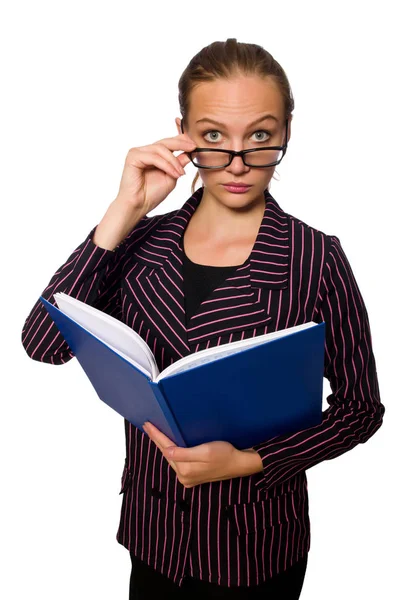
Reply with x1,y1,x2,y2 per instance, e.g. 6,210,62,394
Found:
21,185,385,588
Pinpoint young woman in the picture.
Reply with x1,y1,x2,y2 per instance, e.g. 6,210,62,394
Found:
21,38,385,599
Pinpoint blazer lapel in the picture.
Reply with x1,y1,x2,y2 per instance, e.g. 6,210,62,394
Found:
133,186,290,359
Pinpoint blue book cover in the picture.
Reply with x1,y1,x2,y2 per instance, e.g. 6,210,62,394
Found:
40,295,325,450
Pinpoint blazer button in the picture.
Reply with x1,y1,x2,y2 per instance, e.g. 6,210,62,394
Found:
179,499,190,512
151,487,163,498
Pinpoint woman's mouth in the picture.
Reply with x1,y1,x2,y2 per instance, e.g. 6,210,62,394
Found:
222,184,252,194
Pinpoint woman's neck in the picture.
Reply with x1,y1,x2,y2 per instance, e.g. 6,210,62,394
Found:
192,188,266,244
182,188,266,267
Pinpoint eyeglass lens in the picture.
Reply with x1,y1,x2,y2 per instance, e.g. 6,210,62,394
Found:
190,148,283,168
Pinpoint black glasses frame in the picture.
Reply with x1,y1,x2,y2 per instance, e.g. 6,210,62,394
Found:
180,118,289,169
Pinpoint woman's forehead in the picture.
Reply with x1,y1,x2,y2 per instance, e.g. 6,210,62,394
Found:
188,76,283,125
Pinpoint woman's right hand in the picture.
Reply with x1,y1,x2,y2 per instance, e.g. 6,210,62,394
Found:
114,133,197,217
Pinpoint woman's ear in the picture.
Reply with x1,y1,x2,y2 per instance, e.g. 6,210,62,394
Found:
287,115,293,144
175,117,183,135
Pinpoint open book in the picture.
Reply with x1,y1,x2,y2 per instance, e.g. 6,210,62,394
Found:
40,293,326,449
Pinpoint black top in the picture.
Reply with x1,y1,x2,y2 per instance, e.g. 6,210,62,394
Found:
181,235,242,323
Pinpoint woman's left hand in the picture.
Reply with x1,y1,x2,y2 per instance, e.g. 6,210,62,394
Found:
142,421,243,487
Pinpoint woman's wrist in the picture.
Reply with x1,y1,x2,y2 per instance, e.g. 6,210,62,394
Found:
234,448,263,478
92,198,145,251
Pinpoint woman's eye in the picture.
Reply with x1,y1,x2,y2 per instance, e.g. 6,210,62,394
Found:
203,130,222,142
253,130,271,142
202,129,271,143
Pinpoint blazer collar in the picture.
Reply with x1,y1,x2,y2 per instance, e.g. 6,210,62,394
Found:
131,186,290,357
136,185,290,291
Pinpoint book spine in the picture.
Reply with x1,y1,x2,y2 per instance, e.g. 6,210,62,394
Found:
149,381,187,448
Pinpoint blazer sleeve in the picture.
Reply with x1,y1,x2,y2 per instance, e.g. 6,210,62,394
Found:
21,216,153,365
251,234,385,492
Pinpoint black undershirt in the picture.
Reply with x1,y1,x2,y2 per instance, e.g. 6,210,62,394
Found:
181,236,242,324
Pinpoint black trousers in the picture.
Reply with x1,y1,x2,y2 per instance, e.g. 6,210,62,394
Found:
129,551,308,599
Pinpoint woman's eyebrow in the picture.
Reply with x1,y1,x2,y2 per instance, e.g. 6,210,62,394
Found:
195,114,279,127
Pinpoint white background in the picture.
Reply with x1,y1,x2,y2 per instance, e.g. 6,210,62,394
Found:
1,1,395,598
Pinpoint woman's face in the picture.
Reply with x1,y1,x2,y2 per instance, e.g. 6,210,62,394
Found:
176,74,291,207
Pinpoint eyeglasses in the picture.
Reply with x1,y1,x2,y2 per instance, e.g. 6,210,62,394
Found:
180,118,289,169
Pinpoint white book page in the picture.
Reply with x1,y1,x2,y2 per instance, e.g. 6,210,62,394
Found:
54,292,159,379
155,321,316,381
